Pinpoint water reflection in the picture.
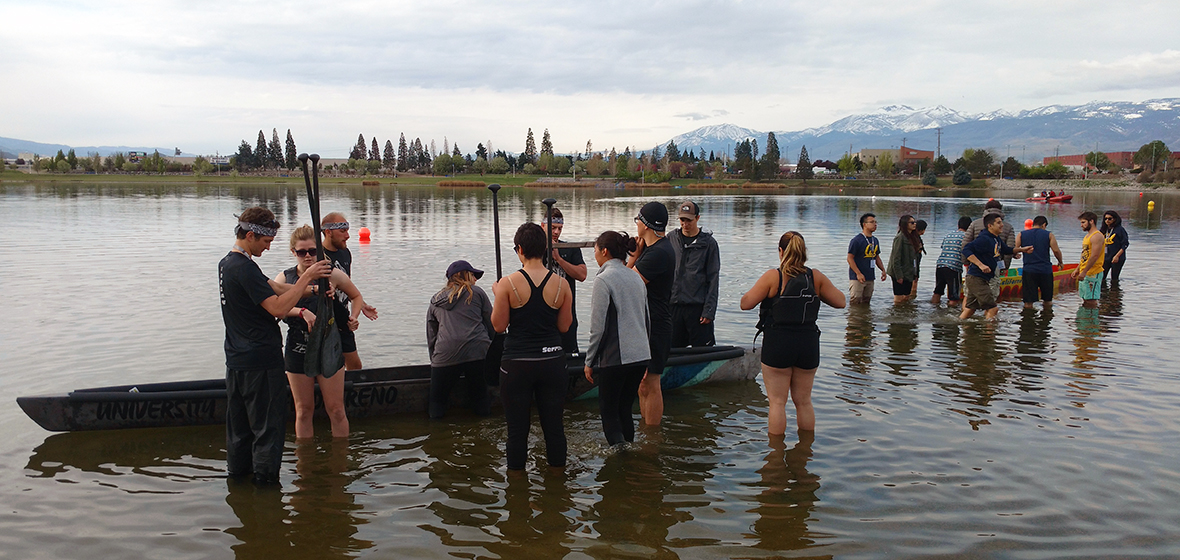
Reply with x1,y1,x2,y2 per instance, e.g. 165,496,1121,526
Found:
287,441,372,557
26,427,223,481
587,450,679,559
748,433,827,556
225,480,292,558
842,306,875,376
487,471,576,559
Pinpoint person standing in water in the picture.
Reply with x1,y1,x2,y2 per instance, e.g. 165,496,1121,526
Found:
1073,211,1105,309
1015,216,1064,310
1101,211,1129,291
847,213,886,304
932,217,970,307
668,200,721,347
219,208,331,485
960,213,1030,320
427,260,494,419
887,215,921,304
491,223,573,471
964,200,1017,301
627,201,675,427
543,207,587,354
740,231,846,435
910,219,928,298
320,212,377,371
276,225,378,439
584,230,651,446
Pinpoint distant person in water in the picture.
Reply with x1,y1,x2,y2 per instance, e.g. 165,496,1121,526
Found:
1073,212,1105,309
543,207,587,354
584,230,651,446
277,225,377,439
846,213,886,304
1015,216,1064,310
960,213,1030,320
932,216,971,307
910,219,927,297
491,223,573,471
427,260,494,419
219,207,330,485
1101,211,1129,291
740,231,845,435
886,215,921,304
668,200,721,348
320,212,377,371
627,201,675,426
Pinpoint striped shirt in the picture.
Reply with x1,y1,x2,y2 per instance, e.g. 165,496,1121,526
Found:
936,231,965,269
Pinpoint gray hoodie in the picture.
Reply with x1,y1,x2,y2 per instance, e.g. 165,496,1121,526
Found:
426,285,494,367
585,259,651,369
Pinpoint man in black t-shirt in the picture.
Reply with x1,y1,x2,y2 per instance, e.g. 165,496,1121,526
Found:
219,207,330,485
628,201,675,426
543,207,587,354
321,212,377,371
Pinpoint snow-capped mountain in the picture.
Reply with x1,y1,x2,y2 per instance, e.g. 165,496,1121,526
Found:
664,99,1180,162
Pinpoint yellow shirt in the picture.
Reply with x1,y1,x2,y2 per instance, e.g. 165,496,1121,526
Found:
1080,230,1105,277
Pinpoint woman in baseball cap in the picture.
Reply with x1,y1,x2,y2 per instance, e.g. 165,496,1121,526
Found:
427,260,494,418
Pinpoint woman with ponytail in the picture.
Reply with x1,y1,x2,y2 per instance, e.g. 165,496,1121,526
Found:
427,260,494,419
583,231,651,445
740,231,845,437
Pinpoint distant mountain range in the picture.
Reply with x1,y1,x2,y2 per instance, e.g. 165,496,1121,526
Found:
664,99,1180,163
0,137,194,160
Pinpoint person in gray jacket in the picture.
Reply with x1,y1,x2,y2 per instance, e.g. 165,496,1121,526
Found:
584,231,651,445
427,260,494,418
668,200,721,347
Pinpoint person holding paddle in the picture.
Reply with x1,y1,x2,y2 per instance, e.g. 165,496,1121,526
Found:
219,207,331,485
491,222,573,471
276,225,378,439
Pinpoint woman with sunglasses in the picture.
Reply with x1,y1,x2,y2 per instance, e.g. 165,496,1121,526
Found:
275,225,378,439
1101,211,1129,291
491,223,573,471
886,215,922,304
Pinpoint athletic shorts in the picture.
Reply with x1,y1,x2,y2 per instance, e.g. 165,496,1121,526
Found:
1079,273,1102,300
892,278,913,296
760,327,820,370
1022,272,1054,303
285,333,307,374
338,325,357,354
849,279,874,303
964,275,997,310
934,267,962,300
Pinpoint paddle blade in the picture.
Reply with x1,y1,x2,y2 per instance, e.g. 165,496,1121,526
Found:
304,295,345,378
483,333,505,387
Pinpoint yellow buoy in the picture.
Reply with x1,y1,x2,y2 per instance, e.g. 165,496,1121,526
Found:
1148,201,1156,211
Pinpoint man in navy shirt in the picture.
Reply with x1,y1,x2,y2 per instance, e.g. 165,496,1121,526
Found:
959,213,1031,320
846,213,887,304
219,207,330,485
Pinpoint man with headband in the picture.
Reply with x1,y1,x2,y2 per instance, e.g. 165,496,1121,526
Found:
628,201,675,426
219,207,331,485
543,207,587,354
321,212,378,371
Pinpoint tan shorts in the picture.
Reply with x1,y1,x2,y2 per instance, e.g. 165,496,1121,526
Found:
964,275,997,310
849,279,874,303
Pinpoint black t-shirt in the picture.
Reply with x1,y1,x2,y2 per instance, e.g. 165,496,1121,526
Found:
552,241,585,315
219,251,283,370
634,236,676,335
322,246,353,323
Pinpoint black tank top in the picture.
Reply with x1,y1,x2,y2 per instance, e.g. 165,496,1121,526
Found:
758,268,819,330
282,267,320,338
501,270,564,360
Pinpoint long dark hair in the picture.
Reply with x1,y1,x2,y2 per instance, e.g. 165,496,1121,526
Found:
897,214,922,251
1101,210,1122,234
595,230,637,260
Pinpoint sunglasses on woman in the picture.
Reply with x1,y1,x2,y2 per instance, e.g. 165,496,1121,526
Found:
294,248,317,257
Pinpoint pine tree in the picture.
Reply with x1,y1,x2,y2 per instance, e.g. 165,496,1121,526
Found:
267,129,282,167
524,129,537,164
351,134,366,161
540,129,553,156
760,132,781,178
796,145,814,181
586,140,593,158
452,144,462,159
383,140,395,170
370,137,380,161
284,129,297,170
476,143,487,161
665,140,679,162
397,134,409,172
236,140,254,171
255,131,268,169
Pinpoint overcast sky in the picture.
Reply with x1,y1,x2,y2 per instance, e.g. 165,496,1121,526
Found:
4,0,1179,157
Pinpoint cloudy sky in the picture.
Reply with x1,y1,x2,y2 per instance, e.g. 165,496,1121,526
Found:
4,0,1179,157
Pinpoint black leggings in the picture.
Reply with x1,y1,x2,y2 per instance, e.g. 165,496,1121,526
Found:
594,362,648,445
1103,257,1125,288
500,356,567,470
429,360,490,419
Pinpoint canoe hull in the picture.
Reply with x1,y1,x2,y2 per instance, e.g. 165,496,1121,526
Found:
1025,195,1073,203
17,346,758,432
996,263,1080,300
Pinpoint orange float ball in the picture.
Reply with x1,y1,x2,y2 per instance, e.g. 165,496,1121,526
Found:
359,227,371,241
1024,218,1034,229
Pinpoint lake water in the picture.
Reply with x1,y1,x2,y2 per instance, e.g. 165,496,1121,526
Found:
1,182,1178,559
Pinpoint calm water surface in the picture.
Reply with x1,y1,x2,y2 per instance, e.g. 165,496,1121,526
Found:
1,182,1178,559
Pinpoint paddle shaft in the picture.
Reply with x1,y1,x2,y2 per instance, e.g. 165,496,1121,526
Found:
488,184,502,280
542,197,556,269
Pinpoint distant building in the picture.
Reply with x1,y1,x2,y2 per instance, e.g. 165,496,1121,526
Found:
1043,151,1136,169
854,146,934,166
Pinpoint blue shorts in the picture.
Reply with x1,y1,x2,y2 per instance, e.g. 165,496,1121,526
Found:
1079,273,1102,300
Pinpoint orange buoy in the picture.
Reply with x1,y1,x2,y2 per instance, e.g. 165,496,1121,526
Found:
1024,218,1034,229
359,226,371,243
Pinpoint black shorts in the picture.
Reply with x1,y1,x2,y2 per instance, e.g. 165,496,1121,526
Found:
892,278,913,296
338,325,357,353
934,267,962,300
284,332,307,374
760,327,821,370
1022,271,1054,303
647,330,672,376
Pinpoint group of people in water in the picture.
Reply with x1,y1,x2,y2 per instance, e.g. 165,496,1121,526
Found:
218,197,1130,484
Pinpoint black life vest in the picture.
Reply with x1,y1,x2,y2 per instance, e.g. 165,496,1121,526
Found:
754,268,819,345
